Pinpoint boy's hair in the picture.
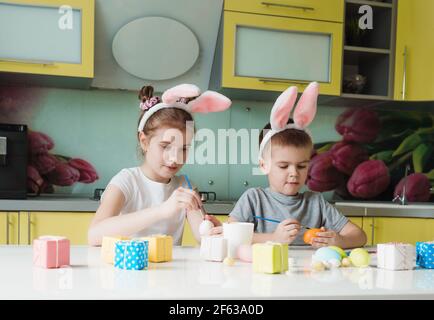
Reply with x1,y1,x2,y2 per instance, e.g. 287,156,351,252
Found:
259,118,313,150
137,85,194,139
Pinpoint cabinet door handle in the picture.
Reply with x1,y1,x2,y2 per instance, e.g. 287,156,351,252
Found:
259,78,310,85
28,211,31,245
370,219,375,246
17,212,20,245
6,212,9,245
261,2,315,11
402,46,407,100
0,58,55,66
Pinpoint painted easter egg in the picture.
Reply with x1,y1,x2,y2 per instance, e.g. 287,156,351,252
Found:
313,247,342,263
328,246,347,258
199,220,214,236
303,228,322,244
349,248,370,267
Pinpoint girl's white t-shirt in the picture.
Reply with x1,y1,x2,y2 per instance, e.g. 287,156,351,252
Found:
102,167,186,245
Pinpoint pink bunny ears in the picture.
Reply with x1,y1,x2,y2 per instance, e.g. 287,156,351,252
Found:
138,84,232,132
259,82,319,159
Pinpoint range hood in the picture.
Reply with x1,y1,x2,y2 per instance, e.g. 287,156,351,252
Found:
91,0,223,93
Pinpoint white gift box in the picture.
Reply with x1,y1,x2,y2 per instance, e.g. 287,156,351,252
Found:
377,243,415,270
200,236,227,262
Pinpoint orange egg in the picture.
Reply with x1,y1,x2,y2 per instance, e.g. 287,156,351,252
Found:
303,228,322,244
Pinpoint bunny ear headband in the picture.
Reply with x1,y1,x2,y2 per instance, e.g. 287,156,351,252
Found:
138,84,232,132
258,81,319,160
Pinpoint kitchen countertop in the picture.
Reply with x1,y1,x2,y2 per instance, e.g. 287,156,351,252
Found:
0,245,433,299
1,196,433,218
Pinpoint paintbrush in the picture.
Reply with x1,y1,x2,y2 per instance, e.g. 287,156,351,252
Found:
183,175,207,219
253,215,310,229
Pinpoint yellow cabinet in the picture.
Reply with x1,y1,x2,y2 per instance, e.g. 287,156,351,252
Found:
348,217,363,229
394,0,434,100
0,0,94,78
225,0,344,23
182,215,229,247
0,212,19,245
372,217,434,245
19,211,94,245
222,11,343,95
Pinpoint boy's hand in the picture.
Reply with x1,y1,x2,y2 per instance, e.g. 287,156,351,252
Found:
311,227,343,248
272,219,300,244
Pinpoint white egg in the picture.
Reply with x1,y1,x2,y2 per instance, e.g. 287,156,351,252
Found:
199,220,214,236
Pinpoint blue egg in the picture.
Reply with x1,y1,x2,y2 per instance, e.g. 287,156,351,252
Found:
313,247,342,262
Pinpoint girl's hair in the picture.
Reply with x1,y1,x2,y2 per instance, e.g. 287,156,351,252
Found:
137,85,194,139
259,118,313,150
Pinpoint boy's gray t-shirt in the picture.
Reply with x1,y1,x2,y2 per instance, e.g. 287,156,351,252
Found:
229,187,349,245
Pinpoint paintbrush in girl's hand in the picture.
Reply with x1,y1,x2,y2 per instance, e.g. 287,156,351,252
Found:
183,175,207,219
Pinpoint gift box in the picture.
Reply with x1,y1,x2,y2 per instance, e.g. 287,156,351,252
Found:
416,241,434,269
377,243,415,270
140,234,172,263
200,236,227,262
114,240,148,270
252,242,288,274
101,236,130,264
33,236,70,268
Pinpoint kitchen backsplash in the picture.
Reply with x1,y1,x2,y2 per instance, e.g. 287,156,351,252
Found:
0,85,432,202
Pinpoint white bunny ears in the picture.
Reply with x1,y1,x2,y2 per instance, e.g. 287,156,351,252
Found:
258,81,319,159
138,84,232,132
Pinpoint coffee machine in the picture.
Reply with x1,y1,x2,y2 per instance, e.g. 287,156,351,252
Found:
0,124,27,199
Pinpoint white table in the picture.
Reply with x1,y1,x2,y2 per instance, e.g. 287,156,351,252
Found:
0,245,433,299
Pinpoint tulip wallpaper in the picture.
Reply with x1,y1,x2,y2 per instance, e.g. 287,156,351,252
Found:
308,109,434,202
0,85,433,202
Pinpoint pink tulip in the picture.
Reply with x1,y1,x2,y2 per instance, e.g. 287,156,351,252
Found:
335,108,381,143
347,160,390,199
46,163,80,186
28,131,54,155
394,173,431,202
68,158,99,183
330,142,369,175
31,153,58,175
27,165,44,194
307,152,345,192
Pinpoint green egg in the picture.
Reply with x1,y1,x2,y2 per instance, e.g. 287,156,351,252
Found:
349,248,371,267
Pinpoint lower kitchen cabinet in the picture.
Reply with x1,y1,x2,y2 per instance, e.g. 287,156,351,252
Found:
182,215,229,247
19,211,95,245
362,217,434,246
0,212,19,245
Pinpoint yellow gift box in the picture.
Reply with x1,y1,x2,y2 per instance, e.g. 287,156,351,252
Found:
252,242,288,274
140,234,173,263
101,236,130,264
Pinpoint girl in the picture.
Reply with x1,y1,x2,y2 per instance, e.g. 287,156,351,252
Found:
88,84,231,246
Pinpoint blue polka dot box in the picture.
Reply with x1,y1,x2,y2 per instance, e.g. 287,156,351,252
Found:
114,240,149,270
416,242,434,269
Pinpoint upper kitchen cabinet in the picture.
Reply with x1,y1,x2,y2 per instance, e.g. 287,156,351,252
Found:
393,0,434,101
224,0,344,23
0,0,94,79
214,1,344,96
341,0,396,100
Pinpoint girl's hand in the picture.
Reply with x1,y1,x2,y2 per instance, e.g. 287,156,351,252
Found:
209,226,223,235
272,219,301,244
204,214,222,227
159,187,202,219
311,227,342,248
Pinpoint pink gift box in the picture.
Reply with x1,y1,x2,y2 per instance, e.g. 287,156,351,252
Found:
33,236,70,268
